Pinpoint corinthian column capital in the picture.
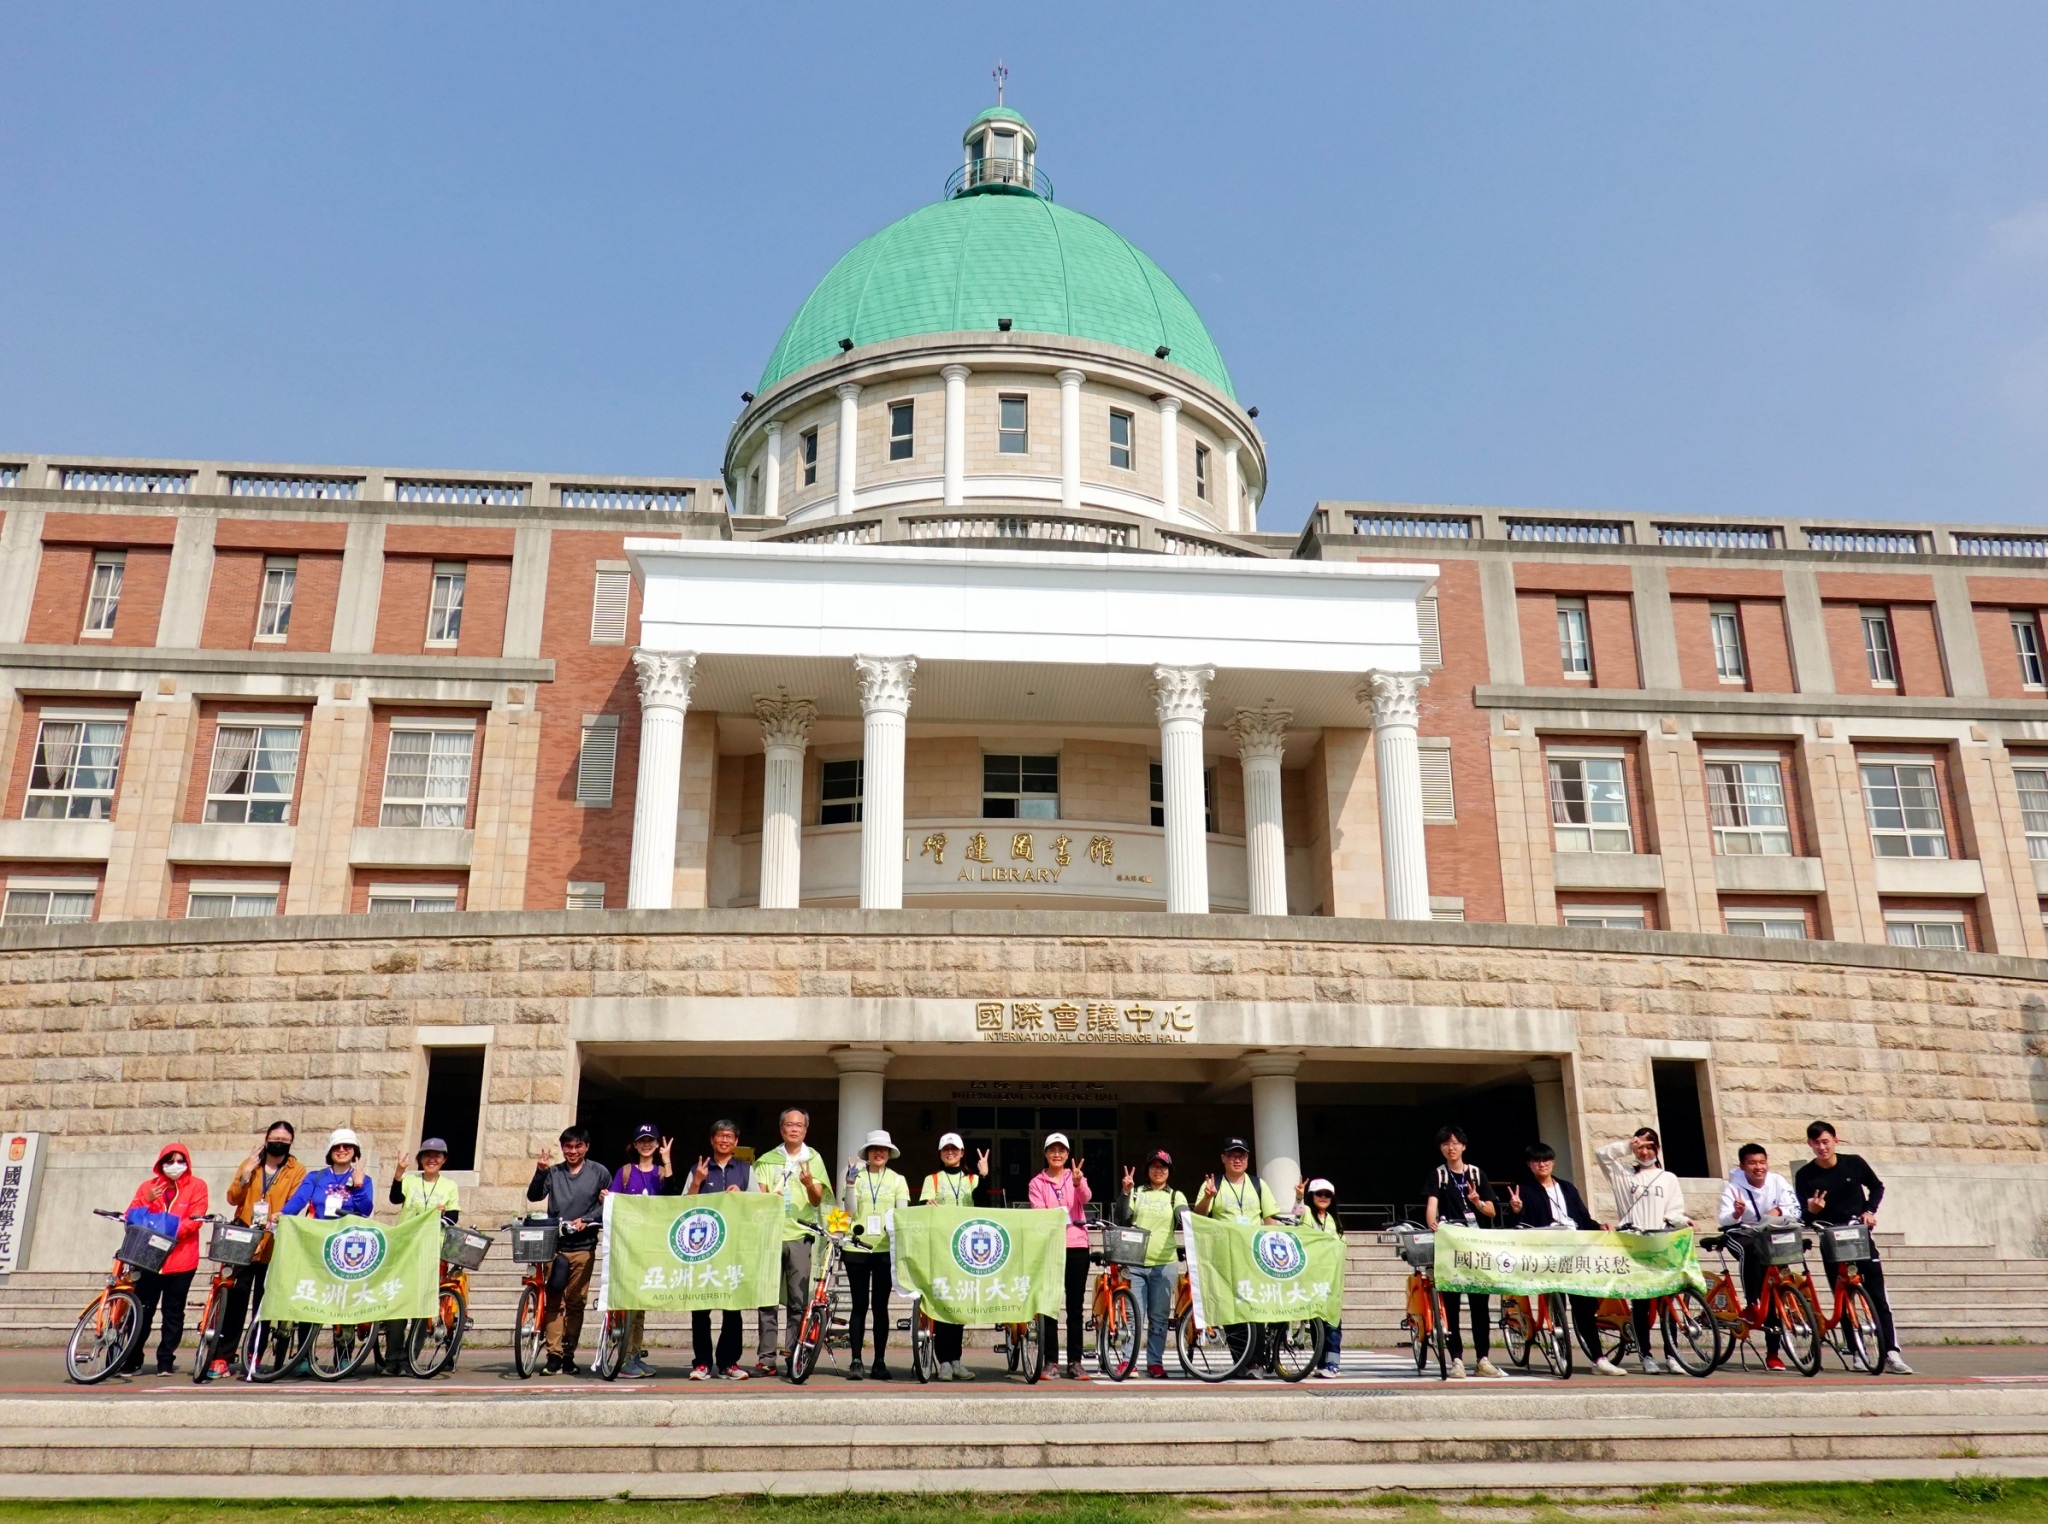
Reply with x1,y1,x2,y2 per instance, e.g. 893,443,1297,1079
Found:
753,692,817,751
1360,669,1428,730
853,655,917,715
1228,705,1293,762
632,649,699,711
1151,664,1214,726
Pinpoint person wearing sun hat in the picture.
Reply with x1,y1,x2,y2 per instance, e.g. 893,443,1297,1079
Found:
379,1135,463,1373
282,1128,374,1220
1028,1132,1094,1378
918,1131,988,1380
1116,1149,1187,1379
841,1128,910,1380
1295,1176,1344,1377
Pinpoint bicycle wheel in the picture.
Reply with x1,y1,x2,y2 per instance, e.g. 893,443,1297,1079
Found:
1002,1322,1025,1374
1023,1314,1050,1384
65,1289,141,1385
1660,1289,1721,1378
1538,1294,1574,1380
1271,1319,1326,1383
787,1302,824,1385
1499,1297,1533,1369
594,1310,629,1382
911,1309,938,1384
1776,1276,1826,1377
1836,1280,1883,1375
241,1320,307,1383
308,1323,377,1381
1428,1289,1450,1381
511,1284,546,1379
407,1286,466,1379
1096,1286,1140,1382
189,1284,228,1384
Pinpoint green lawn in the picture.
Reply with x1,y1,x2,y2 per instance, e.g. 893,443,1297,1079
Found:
0,1484,2040,1524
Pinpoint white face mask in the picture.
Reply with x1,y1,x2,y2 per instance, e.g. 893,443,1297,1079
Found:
161,1161,187,1178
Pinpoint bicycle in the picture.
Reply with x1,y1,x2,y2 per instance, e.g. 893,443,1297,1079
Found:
786,1211,859,1385
1498,1291,1575,1380
1090,1223,1148,1382
64,1208,159,1383
1173,1265,1255,1383
1588,1255,1723,1378
1698,1223,1825,1376
994,1315,1052,1382
504,1217,559,1379
1812,1221,1885,1375
405,1220,491,1379
1385,1222,1449,1381
189,1215,263,1383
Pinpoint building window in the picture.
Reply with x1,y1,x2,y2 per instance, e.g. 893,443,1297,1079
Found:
187,885,280,918
801,429,819,486
426,563,465,646
2016,766,2048,860
1,885,97,925
379,727,475,828
1109,410,1133,470
1724,910,1807,939
1704,759,1791,856
566,881,605,911
1710,603,1745,681
367,887,459,913
1417,597,1443,669
2014,613,2046,688
1861,608,1897,684
589,568,630,644
419,1046,485,1171
820,759,863,824
889,401,915,461
1885,913,1966,950
1548,755,1631,853
1650,1061,1712,1177
1556,597,1591,677
1149,763,1216,833
998,395,1029,454
255,557,296,640
1418,740,1456,824
575,717,619,808
1860,761,1947,858
203,724,301,824
24,718,126,820
1563,909,1647,931
82,552,125,636
984,754,1059,819
1194,443,1210,500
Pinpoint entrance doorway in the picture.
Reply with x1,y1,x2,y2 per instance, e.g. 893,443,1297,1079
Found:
954,1103,1117,1206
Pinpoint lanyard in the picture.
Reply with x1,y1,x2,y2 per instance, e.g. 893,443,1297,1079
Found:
861,1172,891,1212
932,1172,970,1203
1222,1177,1255,1217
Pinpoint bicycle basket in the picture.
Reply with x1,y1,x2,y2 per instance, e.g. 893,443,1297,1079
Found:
510,1220,559,1264
117,1220,174,1273
1820,1223,1872,1264
1397,1229,1436,1270
1104,1226,1151,1267
1763,1224,1805,1267
207,1220,262,1266
441,1222,492,1270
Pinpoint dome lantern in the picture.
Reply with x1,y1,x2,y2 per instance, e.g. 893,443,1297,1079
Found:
950,106,1047,200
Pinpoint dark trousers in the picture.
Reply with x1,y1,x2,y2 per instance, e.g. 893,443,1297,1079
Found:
934,1321,964,1363
1444,1291,1489,1362
1828,1249,1899,1353
218,1261,268,1365
691,1308,743,1372
124,1267,195,1372
1040,1245,1089,1366
845,1251,891,1362
1631,1298,1656,1361
1567,1295,1605,1363
1734,1237,1783,1357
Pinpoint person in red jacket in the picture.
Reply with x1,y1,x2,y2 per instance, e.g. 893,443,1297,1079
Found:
120,1141,210,1376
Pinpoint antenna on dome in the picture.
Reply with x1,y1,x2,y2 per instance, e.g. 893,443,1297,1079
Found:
992,60,1008,105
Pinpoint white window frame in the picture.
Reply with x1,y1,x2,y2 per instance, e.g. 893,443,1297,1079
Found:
1194,442,1210,500
2014,764,2048,862
1556,597,1591,678
426,562,466,646
1547,749,1632,854
1861,607,1897,685
255,556,296,642
801,428,818,486
203,718,302,824
23,713,127,821
366,884,460,914
186,880,281,919
2014,612,2046,689
1884,911,1966,950
82,552,125,637
1563,907,1648,931
1108,409,1134,471
1,876,98,926
566,881,606,911
589,565,630,645
1859,757,1948,859
576,715,619,808
997,394,1029,454
888,400,914,462
1709,602,1746,681
1703,754,1792,857
378,719,477,829
1723,908,1808,939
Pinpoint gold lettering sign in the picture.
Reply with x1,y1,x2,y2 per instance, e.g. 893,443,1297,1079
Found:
975,1000,1196,1044
907,831,1133,890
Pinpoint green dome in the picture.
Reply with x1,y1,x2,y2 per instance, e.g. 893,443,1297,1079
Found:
757,193,1236,400
967,105,1030,132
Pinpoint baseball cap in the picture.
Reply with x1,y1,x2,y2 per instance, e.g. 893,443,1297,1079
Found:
631,1123,661,1142
1305,1177,1336,1197
415,1137,449,1160
1145,1150,1173,1170
1043,1132,1071,1151
937,1132,965,1151
1221,1137,1251,1155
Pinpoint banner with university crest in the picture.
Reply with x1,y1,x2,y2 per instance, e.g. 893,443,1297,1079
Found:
1181,1211,1344,1326
263,1212,440,1322
601,1191,785,1312
889,1205,1066,1324
1433,1225,1707,1299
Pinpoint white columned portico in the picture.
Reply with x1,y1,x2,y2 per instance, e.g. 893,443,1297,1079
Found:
1364,670,1432,921
755,692,816,910
761,421,782,518
1528,1058,1575,1183
627,649,698,910
835,383,861,515
1222,441,1241,533
1152,664,1213,914
1157,396,1182,517
1230,706,1292,916
941,365,969,506
1245,1051,1304,1207
1057,368,1084,511
854,655,916,909
833,1047,891,1175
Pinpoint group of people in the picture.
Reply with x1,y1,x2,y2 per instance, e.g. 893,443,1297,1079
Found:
1420,1117,1911,1378
107,1107,1908,1384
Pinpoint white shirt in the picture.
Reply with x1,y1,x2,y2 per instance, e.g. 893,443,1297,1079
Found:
1718,1169,1801,1228
1597,1138,1691,1230
1544,1181,1567,1222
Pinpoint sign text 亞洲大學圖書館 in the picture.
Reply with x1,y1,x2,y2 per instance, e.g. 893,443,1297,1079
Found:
974,1000,1195,1043
911,830,1155,887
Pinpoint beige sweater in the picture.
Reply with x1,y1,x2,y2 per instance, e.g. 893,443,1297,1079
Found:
1596,1138,1691,1231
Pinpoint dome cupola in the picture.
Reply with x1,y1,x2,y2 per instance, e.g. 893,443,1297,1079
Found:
953,106,1043,199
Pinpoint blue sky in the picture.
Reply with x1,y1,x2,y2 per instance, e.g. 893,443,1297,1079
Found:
3,6,2046,533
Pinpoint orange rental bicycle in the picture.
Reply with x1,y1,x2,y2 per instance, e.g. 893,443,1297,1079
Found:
1699,1223,1825,1375
1812,1221,1885,1375
65,1208,159,1383
406,1220,491,1378
189,1214,264,1383
505,1218,559,1379
1090,1222,1149,1381
1387,1223,1449,1380
1498,1290,1574,1380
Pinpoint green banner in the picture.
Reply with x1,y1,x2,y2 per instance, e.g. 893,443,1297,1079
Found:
889,1205,1066,1324
1182,1211,1344,1326
264,1212,440,1322
602,1192,785,1312
1433,1225,1707,1298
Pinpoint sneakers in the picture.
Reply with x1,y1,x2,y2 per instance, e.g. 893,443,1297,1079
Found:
1886,1351,1915,1375
1475,1357,1504,1378
951,1361,976,1381
753,1357,778,1377
152,1365,177,1377
847,1357,866,1381
688,1364,712,1381
720,1365,750,1381
936,1362,953,1381
870,1362,892,1382
561,1359,583,1377
544,1353,564,1375
1766,1355,1788,1373
1638,1354,1665,1375
1147,1363,1168,1380
206,1358,230,1380
618,1357,652,1379
1314,1364,1340,1379
1449,1357,1467,1379
1065,1363,1089,1381
1592,1356,1627,1376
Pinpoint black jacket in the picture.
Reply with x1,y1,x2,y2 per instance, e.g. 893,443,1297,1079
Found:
1793,1153,1885,1226
1507,1174,1597,1230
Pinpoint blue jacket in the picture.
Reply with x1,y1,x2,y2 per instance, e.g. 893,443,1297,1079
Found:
283,1166,375,1220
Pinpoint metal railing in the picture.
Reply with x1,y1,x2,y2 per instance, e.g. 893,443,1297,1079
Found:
946,159,1053,200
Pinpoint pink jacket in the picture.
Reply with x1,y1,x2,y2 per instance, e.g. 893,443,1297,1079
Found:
1029,1169,1092,1248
